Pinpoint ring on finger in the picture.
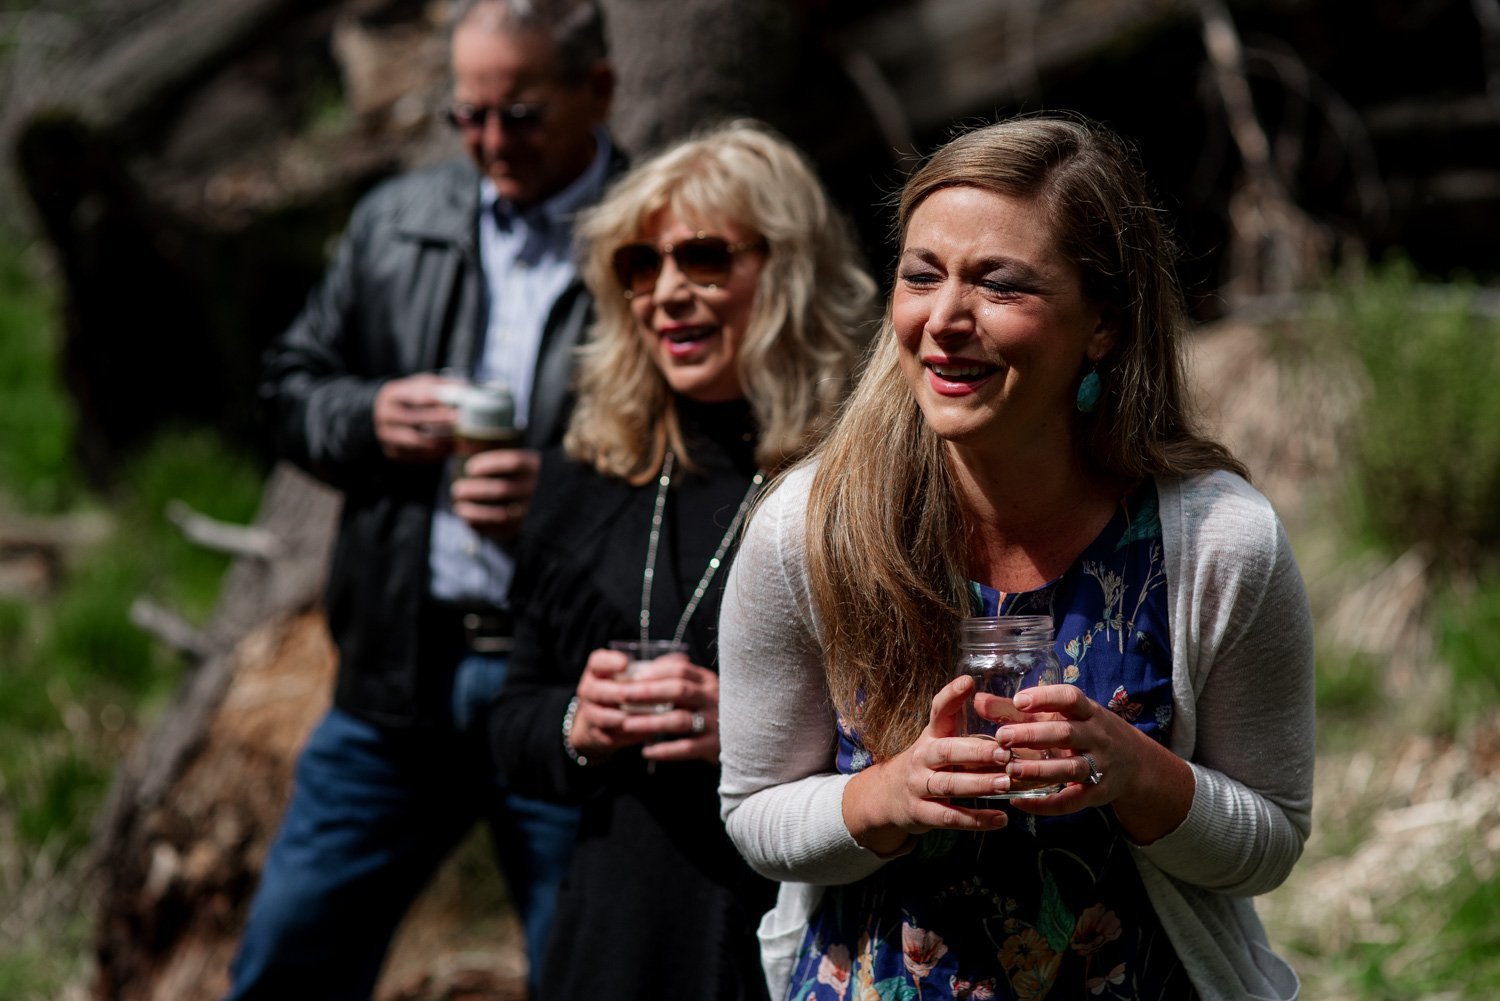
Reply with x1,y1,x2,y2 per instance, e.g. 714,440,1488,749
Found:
1081,752,1104,786
690,711,707,735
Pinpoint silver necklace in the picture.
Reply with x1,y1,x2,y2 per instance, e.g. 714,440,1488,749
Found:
638,450,763,647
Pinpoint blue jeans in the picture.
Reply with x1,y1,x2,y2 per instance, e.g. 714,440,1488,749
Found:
225,654,579,1000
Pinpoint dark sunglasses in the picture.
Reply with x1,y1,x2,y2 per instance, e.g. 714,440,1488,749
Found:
610,235,768,299
444,102,548,132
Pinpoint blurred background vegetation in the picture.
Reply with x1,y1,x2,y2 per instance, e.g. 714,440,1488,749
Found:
3,0,1500,999
1,232,265,997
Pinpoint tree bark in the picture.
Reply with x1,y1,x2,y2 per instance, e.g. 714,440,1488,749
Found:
89,463,341,1001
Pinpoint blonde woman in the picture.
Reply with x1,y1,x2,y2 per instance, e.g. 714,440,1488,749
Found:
488,120,874,1000
719,117,1314,1000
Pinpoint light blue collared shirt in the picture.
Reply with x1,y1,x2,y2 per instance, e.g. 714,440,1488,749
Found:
428,129,614,606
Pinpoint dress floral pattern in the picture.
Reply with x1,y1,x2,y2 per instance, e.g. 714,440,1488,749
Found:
792,483,1195,1001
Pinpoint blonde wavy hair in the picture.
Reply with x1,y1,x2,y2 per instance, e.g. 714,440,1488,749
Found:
565,120,876,481
805,116,1247,758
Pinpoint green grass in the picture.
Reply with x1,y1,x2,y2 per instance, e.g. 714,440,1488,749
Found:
1436,571,1500,706
1315,649,1385,719
1332,859,1500,999
1,428,263,859
1330,259,1500,574
0,240,83,512
1270,261,1500,1000
0,911,92,1001
0,230,264,999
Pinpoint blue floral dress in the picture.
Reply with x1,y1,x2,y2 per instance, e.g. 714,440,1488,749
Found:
786,483,1196,1001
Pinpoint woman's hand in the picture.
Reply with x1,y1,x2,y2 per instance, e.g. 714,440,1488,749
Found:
994,684,1195,845
565,648,651,761
840,675,1010,856
617,656,723,764
564,648,723,765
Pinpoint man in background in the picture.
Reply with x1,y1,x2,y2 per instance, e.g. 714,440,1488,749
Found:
229,2,618,996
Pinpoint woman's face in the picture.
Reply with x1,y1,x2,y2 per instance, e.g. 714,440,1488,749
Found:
892,185,1113,455
625,207,765,403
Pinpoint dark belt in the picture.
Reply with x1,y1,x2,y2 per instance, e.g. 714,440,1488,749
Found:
428,602,515,655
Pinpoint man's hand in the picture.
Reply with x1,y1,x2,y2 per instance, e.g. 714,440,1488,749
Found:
451,448,541,539
373,374,463,463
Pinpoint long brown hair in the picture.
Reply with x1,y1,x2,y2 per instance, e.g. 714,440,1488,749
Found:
805,116,1245,758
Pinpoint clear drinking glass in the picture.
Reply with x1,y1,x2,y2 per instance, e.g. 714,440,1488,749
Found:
609,639,689,714
954,615,1065,800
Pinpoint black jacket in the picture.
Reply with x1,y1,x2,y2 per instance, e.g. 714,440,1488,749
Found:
261,154,618,728
489,398,774,999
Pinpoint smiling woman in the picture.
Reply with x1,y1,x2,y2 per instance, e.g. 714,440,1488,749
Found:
718,116,1315,1001
486,120,875,1000
893,185,1114,461
622,208,766,402
563,120,876,481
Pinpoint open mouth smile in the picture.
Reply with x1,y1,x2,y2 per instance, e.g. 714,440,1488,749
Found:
928,362,995,382
924,357,1000,394
660,325,720,358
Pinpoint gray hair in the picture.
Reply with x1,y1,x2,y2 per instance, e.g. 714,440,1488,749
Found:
449,0,608,83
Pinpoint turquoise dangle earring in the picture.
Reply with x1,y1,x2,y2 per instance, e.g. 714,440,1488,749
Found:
1075,363,1102,414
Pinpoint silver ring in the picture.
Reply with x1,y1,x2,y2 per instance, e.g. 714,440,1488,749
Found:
690,711,706,735
1081,752,1103,786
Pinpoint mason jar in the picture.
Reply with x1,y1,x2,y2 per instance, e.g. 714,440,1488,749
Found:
954,614,1064,800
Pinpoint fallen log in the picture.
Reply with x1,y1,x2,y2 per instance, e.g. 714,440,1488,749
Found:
89,463,341,1001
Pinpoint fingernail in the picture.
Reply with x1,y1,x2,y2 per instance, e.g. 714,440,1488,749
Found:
992,775,1011,792
1006,762,1025,777
992,747,1011,765
1014,693,1032,710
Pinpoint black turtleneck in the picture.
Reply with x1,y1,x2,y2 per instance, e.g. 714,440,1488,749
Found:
489,394,775,1001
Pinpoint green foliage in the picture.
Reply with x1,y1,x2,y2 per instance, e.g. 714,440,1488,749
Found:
0,240,82,511
1337,860,1500,999
1333,259,1500,571
116,427,265,619
0,225,265,994
1435,571,1500,705
0,430,261,996
0,915,91,1001
1314,649,1384,718
1,429,262,856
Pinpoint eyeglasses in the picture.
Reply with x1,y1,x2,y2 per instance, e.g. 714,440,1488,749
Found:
444,102,548,133
610,235,768,299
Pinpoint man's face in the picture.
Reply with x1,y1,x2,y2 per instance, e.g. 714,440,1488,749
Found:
450,23,612,208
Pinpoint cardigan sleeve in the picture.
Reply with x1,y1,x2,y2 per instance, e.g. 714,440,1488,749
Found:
1137,472,1316,896
717,465,893,885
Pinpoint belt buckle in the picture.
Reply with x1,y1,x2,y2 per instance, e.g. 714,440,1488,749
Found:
462,611,512,654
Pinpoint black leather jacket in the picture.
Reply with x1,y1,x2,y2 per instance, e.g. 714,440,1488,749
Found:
261,156,607,728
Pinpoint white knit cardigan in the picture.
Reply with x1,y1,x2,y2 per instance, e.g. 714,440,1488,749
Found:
718,465,1314,1001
